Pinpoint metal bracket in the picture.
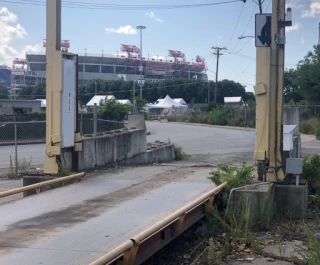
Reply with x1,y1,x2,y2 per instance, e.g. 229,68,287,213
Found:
120,242,140,265
204,195,215,213
175,214,186,236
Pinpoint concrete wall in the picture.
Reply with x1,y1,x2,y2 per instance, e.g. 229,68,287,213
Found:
77,129,148,170
0,100,41,115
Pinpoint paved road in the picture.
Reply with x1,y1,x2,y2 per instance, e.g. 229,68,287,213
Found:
0,122,256,172
0,166,215,264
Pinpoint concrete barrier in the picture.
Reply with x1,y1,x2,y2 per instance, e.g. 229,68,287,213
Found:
61,128,175,171
75,129,148,170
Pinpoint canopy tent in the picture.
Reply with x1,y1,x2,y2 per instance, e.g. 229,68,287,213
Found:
86,95,116,107
174,98,187,105
149,95,187,109
148,95,188,115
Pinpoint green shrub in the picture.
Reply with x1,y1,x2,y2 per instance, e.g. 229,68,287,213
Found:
302,154,320,194
300,121,315,134
208,106,233,125
174,144,190,161
315,123,320,140
208,164,254,204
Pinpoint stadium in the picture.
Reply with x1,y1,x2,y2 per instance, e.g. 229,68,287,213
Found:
3,42,208,94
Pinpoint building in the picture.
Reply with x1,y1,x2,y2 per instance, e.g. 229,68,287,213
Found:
0,99,42,115
0,66,11,88
224,97,243,108
9,44,207,93
174,98,187,105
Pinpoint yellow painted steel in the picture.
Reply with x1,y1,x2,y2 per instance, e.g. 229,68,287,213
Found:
44,0,62,174
89,182,227,265
0,172,85,198
254,0,286,181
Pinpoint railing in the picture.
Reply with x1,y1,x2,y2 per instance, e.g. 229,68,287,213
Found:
89,182,227,265
0,172,85,198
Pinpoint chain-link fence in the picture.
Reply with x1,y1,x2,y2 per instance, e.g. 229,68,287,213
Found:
0,111,127,177
290,105,320,135
0,119,46,177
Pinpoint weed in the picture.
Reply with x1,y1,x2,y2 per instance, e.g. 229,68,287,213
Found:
315,123,320,140
18,156,33,173
302,154,320,194
208,164,255,204
174,144,190,161
297,226,320,265
207,238,223,265
8,155,14,178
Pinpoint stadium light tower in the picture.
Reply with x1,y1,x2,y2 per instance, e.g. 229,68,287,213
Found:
136,25,146,98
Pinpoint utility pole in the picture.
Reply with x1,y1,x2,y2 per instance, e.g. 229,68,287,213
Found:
208,80,210,103
258,0,263,13
136,25,146,99
211,47,226,104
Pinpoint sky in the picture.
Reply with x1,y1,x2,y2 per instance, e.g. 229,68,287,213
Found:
0,0,319,92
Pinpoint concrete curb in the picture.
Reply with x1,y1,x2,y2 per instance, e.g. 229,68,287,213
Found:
167,121,256,132
0,140,45,146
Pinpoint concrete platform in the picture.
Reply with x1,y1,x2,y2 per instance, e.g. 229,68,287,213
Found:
0,165,215,265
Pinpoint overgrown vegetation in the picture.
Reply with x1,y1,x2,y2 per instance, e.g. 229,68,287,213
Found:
167,106,256,128
208,164,255,204
98,99,133,121
302,154,320,195
174,144,190,161
300,226,320,265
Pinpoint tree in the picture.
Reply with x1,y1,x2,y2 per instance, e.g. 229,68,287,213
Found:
0,85,9,99
295,45,320,104
98,100,133,121
284,68,302,104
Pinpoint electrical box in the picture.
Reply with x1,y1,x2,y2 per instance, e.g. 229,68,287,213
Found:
283,125,298,151
61,59,75,148
286,158,303,174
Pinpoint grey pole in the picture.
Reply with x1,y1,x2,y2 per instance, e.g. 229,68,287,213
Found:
136,25,146,99
93,103,97,135
14,111,18,177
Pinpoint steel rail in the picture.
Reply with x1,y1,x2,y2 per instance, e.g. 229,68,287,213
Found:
89,181,227,265
0,172,85,198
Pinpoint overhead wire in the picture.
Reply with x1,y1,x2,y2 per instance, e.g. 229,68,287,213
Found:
231,3,257,51
0,0,243,10
226,2,246,48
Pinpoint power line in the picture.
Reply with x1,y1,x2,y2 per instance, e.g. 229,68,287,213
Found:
228,50,256,60
226,2,246,48
231,4,257,52
0,0,242,10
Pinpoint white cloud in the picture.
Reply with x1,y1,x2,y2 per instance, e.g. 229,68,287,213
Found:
0,7,30,65
105,25,137,35
145,12,163,23
302,1,320,18
286,22,302,32
300,37,305,44
286,0,305,10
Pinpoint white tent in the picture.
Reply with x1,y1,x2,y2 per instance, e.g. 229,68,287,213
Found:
148,95,188,115
86,95,116,107
174,98,187,105
117,99,132,105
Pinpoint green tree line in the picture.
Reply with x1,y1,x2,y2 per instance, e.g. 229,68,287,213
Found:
12,78,253,105
284,45,320,105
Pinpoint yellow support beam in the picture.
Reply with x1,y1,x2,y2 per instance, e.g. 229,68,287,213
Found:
44,0,62,174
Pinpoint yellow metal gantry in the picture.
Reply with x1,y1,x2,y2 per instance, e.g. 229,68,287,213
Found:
254,0,286,182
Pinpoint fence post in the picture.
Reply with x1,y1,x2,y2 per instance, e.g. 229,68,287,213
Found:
13,112,18,178
80,107,83,135
93,103,97,135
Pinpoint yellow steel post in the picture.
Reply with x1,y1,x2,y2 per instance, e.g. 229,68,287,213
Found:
267,0,285,181
44,0,62,174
